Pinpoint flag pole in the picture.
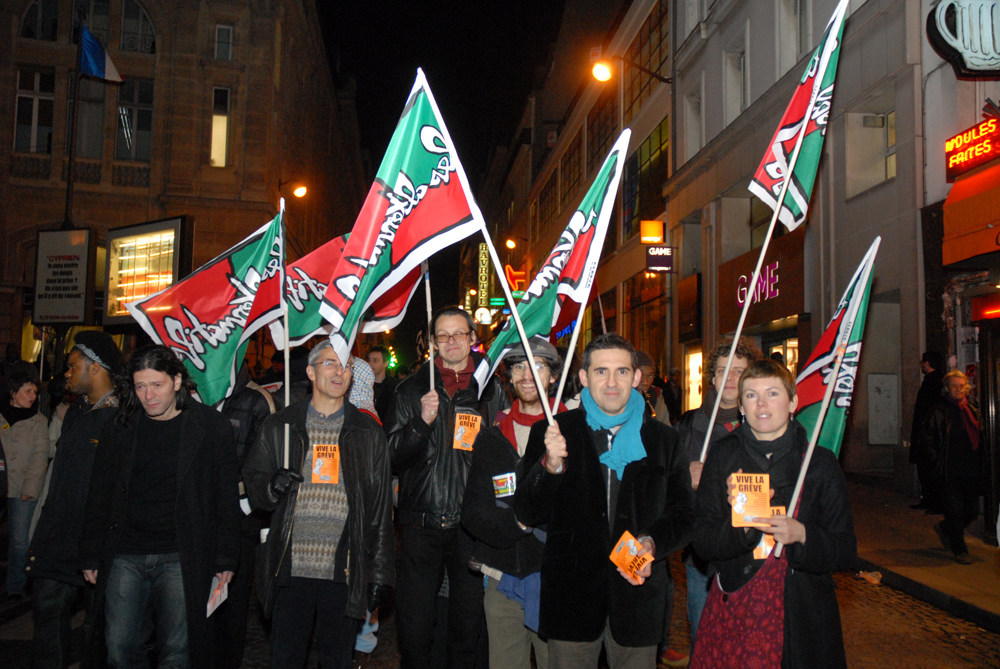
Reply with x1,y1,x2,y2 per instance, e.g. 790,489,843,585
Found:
481,234,556,426
279,198,290,469
596,293,607,334
422,261,435,391
697,58,827,465
63,29,84,231
553,296,589,407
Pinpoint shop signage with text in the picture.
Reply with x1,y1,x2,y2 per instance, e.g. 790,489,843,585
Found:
945,118,1000,182
737,261,779,306
645,245,676,272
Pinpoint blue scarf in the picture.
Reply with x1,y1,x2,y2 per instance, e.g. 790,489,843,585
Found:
581,387,646,477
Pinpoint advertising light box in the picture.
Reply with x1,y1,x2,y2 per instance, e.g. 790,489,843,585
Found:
946,118,1000,182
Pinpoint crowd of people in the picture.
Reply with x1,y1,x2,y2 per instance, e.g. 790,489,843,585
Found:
0,309,980,669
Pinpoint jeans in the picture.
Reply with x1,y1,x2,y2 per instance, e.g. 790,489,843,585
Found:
105,553,189,669
396,526,485,669
685,563,711,647
31,578,89,669
7,497,37,595
271,578,358,669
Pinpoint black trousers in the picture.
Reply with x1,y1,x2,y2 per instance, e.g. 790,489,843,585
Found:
271,578,359,669
31,577,91,669
396,525,485,669
942,475,980,555
212,532,256,669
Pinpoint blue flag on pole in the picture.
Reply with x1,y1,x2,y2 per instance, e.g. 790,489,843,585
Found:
79,25,123,82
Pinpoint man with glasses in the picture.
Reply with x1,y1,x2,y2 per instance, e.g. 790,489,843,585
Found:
244,341,394,668
390,307,499,669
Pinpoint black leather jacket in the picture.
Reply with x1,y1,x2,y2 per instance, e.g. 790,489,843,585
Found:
243,400,394,618
389,355,498,529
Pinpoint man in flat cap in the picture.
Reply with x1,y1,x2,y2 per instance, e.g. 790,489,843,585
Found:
28,331,124,669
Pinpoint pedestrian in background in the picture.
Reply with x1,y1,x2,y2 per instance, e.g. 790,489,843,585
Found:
920,370,981,565
909,351,944,513
2,369,48,599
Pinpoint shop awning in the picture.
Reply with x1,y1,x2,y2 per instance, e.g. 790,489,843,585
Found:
943,163,1000,266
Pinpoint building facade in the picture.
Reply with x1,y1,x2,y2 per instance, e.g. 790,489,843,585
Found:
1,0,366,352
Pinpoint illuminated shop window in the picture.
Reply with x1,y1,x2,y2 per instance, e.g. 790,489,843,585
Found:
107,230,175,318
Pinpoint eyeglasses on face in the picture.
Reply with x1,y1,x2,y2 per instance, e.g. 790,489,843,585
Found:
312,359,352,374
434,331,470,344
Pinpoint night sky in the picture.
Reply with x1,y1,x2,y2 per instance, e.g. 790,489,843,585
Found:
317,1,566,365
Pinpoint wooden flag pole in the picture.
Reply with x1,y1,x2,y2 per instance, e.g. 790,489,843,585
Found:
480,234,555,427
279,198,290,469
423,261,435,392
698,65,825,465
554,295,589,408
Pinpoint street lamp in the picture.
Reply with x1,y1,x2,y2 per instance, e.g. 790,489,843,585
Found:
278,179,308,198
505,239,517,250
592,55,672,85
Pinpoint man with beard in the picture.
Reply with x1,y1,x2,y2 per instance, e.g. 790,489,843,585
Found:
462,337,564,669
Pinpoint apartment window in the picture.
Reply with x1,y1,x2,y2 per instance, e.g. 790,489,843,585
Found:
73,0,110,45
777,0,805,77
539,172,558,232
587,84,618,175
846,110,896,197
750,196,785,249
121,0,156,54
724,49,747,126
624,0,670,125
20,0,58,41
211,88,230,167
68,75,106,159
684,86,703,162
116,78,154,162
685,0,700,38
622,115,670,241
560,131,582,208
215,25,233,61
14,67,55,154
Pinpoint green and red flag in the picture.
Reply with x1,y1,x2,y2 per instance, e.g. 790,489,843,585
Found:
795,237,881,456
126,213,283,406
747,0,849,230
241,234,422,350
319,69,485,365
473,129,631,393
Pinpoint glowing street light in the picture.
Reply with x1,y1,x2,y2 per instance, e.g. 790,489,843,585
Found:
278,179,309,198
505,239,517,250
592,60,613,82
591,56,672,85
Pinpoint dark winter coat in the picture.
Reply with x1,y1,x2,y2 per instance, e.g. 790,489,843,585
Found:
29,398,117,586
461,426,545,578
388,355,498,529
79,401,242,669
514,408,694,646
916,398,982,480
692,420,857,669
909,369,943,464
243,400,394,619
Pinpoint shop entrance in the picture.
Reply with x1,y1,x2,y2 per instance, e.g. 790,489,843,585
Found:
975,319,1000,546
761,329,800,378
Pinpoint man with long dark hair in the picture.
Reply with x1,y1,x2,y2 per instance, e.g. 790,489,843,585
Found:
80,345,241,669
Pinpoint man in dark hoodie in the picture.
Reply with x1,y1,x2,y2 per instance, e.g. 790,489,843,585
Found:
29,331,123,669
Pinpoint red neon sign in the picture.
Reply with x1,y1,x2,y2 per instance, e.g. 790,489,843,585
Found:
945,118,1000,182
505,264,526,291
971,292,1000,321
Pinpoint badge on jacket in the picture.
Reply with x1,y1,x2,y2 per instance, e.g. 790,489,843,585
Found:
453,413,481,451
492,472,516,497
311,444,340,484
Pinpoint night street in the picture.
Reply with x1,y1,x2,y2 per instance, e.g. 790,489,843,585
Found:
3,482,999,669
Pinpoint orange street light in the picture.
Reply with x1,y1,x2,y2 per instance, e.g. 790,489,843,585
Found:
505,239,517,250
278,179,308,198
591,56,672,85
470,288,477,296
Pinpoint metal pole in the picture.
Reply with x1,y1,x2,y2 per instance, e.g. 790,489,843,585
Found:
423,261,435,391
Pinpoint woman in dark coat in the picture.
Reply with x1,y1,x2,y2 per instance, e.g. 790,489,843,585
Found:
691,360,857,669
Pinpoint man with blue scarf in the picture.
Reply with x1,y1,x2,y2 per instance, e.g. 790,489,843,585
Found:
515,334,695,669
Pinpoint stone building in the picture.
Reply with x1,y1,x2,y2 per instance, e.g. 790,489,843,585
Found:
0,0,366,349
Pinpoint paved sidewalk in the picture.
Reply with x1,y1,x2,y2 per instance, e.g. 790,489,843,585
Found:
848,478,1000,633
